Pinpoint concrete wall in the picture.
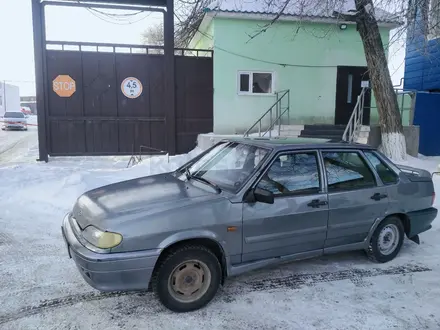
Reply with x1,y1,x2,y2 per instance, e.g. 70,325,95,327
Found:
201,17,391,134
368,125,420,157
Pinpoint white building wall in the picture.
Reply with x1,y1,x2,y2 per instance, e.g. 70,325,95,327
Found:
0,82,20,116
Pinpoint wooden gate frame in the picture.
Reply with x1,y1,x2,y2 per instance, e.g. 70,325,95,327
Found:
31,0,176,162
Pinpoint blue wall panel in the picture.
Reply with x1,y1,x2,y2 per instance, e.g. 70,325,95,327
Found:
413,93,440,156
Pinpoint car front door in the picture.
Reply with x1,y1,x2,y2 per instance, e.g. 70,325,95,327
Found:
321,150,390,249
242,150,329,263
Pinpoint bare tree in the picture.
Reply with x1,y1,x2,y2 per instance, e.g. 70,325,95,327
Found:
337,0,407,160
176,0,435,160
141,23,165,45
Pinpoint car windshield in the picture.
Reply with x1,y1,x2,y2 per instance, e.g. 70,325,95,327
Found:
177,141,270,193
4,112,24,118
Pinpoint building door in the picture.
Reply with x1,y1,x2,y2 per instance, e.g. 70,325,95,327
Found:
335,66,371,125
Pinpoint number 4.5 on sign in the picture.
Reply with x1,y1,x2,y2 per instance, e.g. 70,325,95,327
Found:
121,77,143,99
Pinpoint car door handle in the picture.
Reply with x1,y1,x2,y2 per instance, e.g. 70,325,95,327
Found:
370,193,387,201
307,199,328,208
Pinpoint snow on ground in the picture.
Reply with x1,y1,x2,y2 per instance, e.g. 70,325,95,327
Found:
0,115,38,164
1,135,440,329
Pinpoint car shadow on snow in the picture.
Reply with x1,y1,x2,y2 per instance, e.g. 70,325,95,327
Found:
0,242,430,325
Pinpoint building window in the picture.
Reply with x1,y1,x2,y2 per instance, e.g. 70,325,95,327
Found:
429,0,440,39
238,71,274,95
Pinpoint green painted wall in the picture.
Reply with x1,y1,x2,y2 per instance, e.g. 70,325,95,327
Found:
193,21,214,49
205,17,390,134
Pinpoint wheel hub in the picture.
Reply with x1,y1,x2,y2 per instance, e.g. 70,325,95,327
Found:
168,260,212,303
378,224,399,256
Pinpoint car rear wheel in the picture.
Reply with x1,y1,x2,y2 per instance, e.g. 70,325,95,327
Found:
367,216,404,263
153,245,221,312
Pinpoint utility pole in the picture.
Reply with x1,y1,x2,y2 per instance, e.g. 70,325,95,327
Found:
3,80,7,112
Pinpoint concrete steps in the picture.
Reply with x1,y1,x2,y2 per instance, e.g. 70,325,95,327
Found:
353,125,370,144
278,125,304,137
279,124,371,144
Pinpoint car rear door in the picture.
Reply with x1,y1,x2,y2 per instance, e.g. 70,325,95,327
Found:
242,150,329,263
321,149,389,249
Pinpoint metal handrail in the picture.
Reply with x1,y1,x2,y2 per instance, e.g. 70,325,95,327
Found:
342,87,367,142
263,107,290,137
243,89,290,138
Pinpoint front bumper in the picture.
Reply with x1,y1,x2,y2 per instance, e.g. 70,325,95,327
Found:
3,122,26,129
407,207,438,238
61,214,160,292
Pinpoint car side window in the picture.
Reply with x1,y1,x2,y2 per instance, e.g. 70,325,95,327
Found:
322,151,376,192
257,152,321,196
364,151,399,185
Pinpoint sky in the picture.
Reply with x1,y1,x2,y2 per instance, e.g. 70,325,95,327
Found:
0,0,162,96
0,0,406,97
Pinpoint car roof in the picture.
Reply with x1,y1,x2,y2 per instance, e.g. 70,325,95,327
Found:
220,136,376,151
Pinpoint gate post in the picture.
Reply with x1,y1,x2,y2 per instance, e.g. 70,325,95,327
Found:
164,0,176,155
31,0,49,162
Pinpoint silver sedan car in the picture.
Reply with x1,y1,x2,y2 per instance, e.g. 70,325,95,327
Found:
62,138,437,312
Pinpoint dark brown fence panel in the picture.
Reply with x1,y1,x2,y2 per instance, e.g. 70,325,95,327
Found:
114,53,167,152
175,56,213,154
49,120,86,155
46,51,84,117
44,45,212,157
82,52,118,117
85,120,119,153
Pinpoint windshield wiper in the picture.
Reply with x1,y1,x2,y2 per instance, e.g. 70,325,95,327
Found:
192,175,222,193
184,168,221,193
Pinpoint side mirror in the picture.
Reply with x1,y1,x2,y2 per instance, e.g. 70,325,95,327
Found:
245,187,274,204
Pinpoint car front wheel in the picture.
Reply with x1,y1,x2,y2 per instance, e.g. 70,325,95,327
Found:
367,216,404,263
153,245,221,312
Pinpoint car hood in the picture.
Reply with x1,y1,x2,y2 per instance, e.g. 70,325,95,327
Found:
72,173,220,230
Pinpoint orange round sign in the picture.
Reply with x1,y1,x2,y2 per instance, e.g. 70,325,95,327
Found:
53,75,76,97
121,77,143,99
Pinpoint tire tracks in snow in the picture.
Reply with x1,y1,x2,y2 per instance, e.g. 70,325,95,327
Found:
0,263,431,325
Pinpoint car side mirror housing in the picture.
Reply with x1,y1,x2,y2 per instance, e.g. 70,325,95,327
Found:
245,187,274,204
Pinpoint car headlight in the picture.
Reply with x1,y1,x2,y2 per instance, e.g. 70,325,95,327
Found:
82,226,122,249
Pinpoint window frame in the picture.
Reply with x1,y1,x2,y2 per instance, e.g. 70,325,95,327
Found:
319,149,379,193
237,70,275,96
253,149,325,198
362,150,400,186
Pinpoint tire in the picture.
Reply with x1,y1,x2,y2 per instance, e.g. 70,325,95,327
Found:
153,245,221,312
367,216,404,263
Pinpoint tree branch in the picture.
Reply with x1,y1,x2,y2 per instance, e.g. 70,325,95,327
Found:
246,0,292,42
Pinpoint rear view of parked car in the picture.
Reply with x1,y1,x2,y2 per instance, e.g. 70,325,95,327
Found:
61,138,437,313
1,111,28,131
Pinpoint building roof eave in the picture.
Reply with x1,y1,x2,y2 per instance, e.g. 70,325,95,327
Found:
205,10,401,29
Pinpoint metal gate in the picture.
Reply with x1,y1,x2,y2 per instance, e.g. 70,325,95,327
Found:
32,0,213,160
44,43,212,156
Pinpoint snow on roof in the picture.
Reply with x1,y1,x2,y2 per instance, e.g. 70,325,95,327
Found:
205,0,400,24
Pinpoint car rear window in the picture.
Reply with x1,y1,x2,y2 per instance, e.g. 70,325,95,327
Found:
364,151,398,185
4,112,24,118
